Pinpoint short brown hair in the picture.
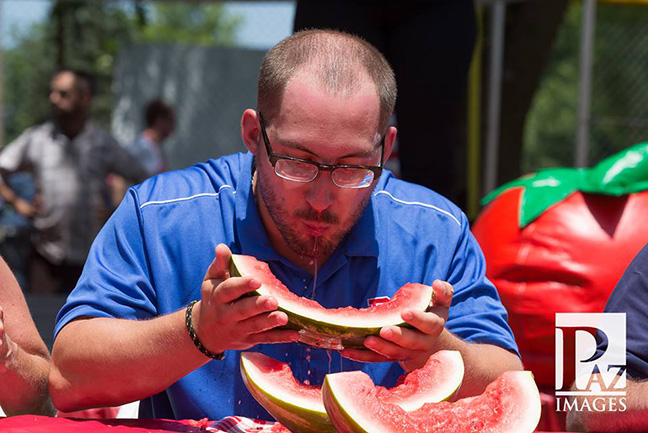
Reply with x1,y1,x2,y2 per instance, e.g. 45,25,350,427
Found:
145,99,174,127
257,29,396,135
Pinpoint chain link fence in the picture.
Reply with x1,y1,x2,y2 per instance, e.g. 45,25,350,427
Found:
590,2,648,160
523,0,648,172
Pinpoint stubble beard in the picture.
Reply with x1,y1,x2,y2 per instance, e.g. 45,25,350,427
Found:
256,165,371,260
53,105,86,131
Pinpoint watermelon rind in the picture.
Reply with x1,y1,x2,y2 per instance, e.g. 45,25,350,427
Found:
230,254,434,349
240,352,336,433
322,370,542,433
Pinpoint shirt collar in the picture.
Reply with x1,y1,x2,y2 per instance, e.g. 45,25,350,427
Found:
342,197,380,257
49,120,93,142
234,152,381,263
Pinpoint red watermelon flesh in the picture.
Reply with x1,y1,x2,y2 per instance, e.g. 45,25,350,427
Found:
230,255,434,349
240,351,464,433
375,350,464,411
323,370,541,433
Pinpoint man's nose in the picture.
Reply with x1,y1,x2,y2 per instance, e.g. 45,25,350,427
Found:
305,173,335,212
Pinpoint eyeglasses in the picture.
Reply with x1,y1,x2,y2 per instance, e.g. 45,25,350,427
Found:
50,89,71,99
258,112,384,189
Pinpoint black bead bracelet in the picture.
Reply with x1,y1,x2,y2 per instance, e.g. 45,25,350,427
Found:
185,300,225,360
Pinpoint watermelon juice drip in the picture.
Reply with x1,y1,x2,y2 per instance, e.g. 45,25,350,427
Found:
326,349,333,374
251,352,321,402
310,236,318,300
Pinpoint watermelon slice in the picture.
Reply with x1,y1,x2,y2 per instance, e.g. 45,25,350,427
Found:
230,254,434,350
240,351,464,433
240,352,335,433
322,370,541,433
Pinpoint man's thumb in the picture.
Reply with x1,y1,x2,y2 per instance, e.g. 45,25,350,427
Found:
204,243,232,281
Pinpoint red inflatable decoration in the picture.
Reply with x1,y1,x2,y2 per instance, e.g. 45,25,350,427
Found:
473,142,648,391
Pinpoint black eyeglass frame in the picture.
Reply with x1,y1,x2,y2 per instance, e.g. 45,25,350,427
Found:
257,112,385,188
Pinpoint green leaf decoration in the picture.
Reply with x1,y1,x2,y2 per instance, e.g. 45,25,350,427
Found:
481,142,648,228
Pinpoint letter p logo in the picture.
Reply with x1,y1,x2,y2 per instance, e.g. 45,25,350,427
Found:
555,313,626,395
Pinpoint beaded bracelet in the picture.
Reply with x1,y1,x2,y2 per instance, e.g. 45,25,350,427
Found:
185,300,225,360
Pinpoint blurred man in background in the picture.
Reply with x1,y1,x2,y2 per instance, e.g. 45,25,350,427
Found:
0,69,147,294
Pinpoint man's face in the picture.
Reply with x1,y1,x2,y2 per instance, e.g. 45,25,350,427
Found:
255,71,385,261
49,72,88,120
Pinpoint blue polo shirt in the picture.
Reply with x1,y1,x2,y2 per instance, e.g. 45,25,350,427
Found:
55,152,518,420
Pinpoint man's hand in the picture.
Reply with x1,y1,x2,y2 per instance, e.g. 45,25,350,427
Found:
12,197,38,219
341,280,454,371
191,244,300,355
0,306,18,374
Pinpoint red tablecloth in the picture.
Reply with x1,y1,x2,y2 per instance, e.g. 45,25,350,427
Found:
0,417,213,432
0,416,298,432
0,415,572,432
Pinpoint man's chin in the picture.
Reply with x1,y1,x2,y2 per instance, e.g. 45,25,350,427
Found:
53,112,74,124
289,235,337,260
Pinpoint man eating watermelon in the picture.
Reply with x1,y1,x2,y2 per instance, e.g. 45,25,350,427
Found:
49,29,522,421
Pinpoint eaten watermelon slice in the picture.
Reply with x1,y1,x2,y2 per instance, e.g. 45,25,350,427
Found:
323,369,541,433
240,351,464,433
230,254,434,350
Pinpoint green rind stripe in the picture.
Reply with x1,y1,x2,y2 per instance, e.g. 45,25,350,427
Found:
261,289,415,329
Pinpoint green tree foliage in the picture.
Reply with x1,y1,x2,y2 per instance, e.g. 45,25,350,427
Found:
2,1,240,144
137,3,241,46
3,24,56,142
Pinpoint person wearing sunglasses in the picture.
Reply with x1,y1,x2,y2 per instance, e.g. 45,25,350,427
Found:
50,30,521,420
0,69,148,294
